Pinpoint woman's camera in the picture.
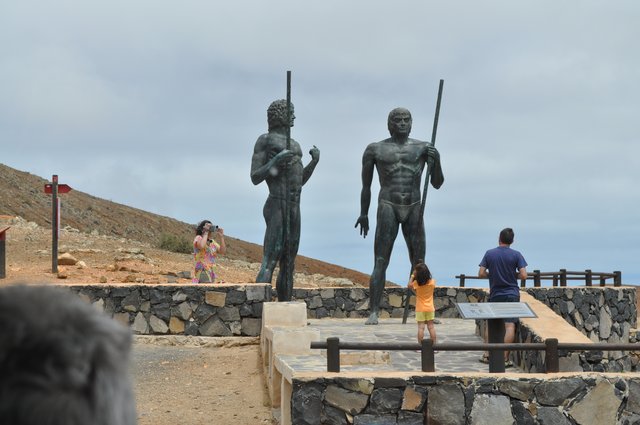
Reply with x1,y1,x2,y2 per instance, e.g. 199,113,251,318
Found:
208,225,219,233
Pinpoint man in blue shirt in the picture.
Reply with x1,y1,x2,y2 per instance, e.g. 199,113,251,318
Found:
478,227,527,366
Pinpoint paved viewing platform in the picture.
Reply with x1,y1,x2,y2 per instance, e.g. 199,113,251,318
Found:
277,317,522,374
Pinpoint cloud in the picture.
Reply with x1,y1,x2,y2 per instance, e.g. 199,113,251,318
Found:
2,1,640,285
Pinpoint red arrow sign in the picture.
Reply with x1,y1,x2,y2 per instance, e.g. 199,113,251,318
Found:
44,184,72,194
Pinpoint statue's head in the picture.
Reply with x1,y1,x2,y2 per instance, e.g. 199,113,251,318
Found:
267,99,295,131
387,107,412,136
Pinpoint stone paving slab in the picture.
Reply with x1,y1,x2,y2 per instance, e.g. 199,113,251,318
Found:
277,318,523,374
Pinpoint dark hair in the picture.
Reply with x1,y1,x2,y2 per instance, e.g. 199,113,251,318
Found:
267,99,293,131
499,228,515,245
0,285,137,425
414,262,432,286
195,220,212,236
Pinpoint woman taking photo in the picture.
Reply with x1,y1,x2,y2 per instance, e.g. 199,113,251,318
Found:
193,220,226,283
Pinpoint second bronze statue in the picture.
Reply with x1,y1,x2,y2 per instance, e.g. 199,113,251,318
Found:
355,107,444,325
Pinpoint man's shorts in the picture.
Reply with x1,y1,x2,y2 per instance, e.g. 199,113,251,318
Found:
415,311,435,322
488,294,520,323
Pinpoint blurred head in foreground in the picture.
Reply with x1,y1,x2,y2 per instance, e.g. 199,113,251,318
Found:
0,285,137,425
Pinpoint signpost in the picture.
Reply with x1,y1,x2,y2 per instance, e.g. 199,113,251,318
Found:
456,302,537,373
0,226,10,279
44,175,72,273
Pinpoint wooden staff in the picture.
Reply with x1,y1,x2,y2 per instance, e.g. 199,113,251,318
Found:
420,79,444,217
281,70,292,300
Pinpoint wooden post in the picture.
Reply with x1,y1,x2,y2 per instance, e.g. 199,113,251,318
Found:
421,338,435,372
0,226,9,279
600,274,606,287
534,270,541,287
552,273,558,287
51,174,59,273
327,337,340,372
487,319,505,373
585,269,592,286
459,274,466,287
545,338,559,373
560,269,567,287
614,271,622,287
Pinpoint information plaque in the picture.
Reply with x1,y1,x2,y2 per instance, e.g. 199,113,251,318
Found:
456,302,537,320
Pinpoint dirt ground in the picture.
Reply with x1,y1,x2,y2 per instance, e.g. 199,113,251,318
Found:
132,338,274,425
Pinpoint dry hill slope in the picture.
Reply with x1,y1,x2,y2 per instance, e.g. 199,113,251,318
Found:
0,163,370,285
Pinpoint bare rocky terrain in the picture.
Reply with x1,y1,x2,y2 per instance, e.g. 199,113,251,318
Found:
0,162,372,287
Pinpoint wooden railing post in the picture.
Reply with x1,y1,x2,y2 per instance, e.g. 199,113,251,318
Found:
552,273,558,287
459,274,466,288
421,339,435,372
599,274,606,287
585,269,592,287
533,270,541,287
327,337,340,372
614,271,622,287
560,269,567,287
545,338,559,373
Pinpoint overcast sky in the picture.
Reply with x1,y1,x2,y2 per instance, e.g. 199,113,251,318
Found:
2,1,640,286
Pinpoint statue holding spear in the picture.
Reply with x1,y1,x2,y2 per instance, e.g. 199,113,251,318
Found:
355,80,445,325
251,71,320,301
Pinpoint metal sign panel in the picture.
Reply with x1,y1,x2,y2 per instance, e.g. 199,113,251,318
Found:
456,302,537,319
44,184,72,194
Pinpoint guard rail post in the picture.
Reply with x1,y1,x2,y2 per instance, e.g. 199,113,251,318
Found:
327,337,340,372
545,338,559,373
533,270,541,287
585,269,592,286
614,271,622,287
421,339,435,372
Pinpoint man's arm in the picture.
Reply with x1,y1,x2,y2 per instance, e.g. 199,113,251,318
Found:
355,145,375,237
518,267,527,281
478,266,489,278
302,145,320,185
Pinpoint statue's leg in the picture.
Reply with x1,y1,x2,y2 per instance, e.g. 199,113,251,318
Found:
366,203,399,325
256,197,284,283
276,204,300,301
402,206,426,272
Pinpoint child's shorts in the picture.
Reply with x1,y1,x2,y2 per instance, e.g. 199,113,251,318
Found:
415,311,435,322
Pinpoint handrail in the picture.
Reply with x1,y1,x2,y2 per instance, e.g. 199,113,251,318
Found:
311,337,640,373
455,269,622,288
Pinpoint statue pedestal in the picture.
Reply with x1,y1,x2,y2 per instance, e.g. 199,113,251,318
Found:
261,301,319,424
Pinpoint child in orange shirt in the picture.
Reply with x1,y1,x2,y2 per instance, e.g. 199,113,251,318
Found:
408,262,436,345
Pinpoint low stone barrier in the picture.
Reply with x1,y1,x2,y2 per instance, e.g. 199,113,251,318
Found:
65,284,271,337
526,287,637,344
292,287,487,319
291,374,640,425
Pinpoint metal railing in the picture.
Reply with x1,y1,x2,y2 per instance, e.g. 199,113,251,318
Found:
455,269,622,288
311,337,640,373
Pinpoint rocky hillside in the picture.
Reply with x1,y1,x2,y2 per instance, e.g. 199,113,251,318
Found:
0,163,371,286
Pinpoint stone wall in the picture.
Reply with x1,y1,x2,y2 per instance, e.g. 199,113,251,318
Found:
526,287,637,343
291,375,640,425
66,284,271,337
516,322,640,373
292,287,487,319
